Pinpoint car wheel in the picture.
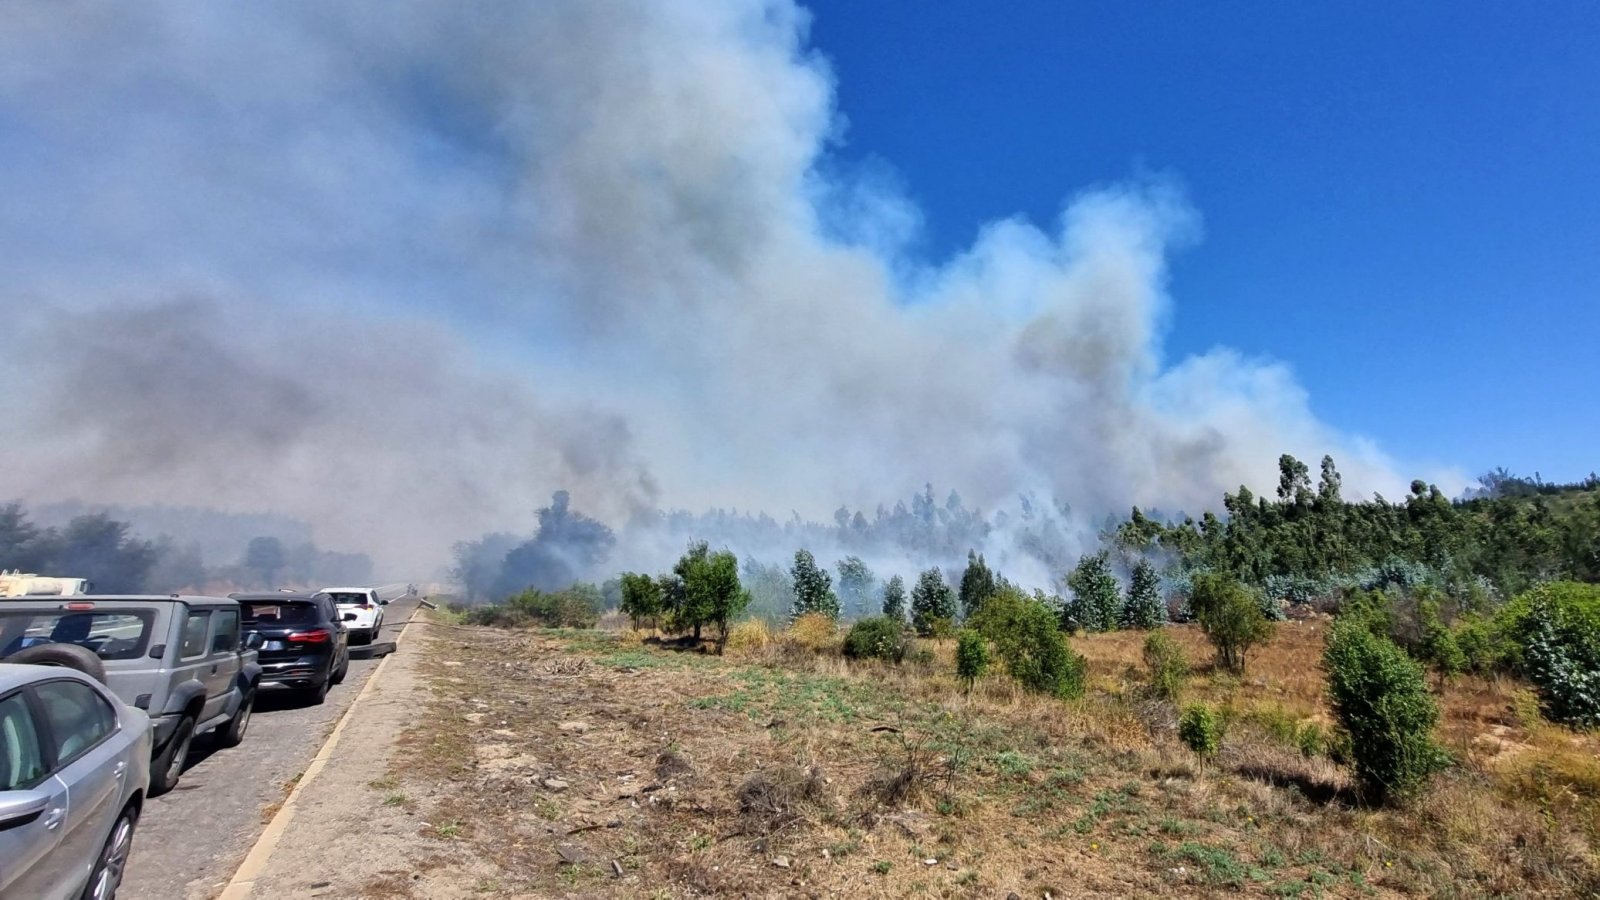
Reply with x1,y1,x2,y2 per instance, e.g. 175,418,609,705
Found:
149,715,195,796
330,651,349,685
80,802,139,900
214,688,254,748
305,671,331,704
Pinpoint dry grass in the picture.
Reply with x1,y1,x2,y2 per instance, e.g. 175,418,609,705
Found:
722,618,775,656
384,623,1600,898
784,612,840,652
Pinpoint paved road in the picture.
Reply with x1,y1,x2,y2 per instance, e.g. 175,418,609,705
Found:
122,587,420,900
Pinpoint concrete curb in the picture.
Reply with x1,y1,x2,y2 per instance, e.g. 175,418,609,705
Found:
216,611,420,899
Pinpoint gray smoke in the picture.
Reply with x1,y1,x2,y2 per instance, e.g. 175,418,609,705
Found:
0,2,1460,577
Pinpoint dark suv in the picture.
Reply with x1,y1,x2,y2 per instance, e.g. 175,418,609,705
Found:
231,592,350,705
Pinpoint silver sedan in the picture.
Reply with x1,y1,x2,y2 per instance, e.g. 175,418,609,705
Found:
0,663,152,900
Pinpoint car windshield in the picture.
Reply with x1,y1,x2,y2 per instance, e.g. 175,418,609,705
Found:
241,601,318,626
0,609,154,660
327,593,368,605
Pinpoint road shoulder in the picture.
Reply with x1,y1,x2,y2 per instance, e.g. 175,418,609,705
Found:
239,617,453,898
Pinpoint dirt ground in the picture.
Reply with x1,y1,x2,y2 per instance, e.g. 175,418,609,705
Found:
361,626,1419,899
247,617,1597,898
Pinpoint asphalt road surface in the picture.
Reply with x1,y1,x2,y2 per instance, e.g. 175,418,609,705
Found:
121,586,420,900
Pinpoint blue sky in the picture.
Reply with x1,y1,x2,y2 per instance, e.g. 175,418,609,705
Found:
805,0,1600,485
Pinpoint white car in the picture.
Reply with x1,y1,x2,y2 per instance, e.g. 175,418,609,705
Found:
321,588,384,646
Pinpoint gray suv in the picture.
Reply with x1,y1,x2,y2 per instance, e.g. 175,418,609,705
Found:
0,595,261,795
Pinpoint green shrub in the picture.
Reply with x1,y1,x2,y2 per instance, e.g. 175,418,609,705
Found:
1496,583,1600,727
1142,630,1189,701
1324,621,1445,803
1189,573,1275,674
955,629,989,689
972,587,1087,698
1452,614,1507,675
481,584,603,629
842,616,912,663
1178,704,1221,757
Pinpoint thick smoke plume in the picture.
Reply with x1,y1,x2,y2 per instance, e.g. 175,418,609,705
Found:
0,3,1451,578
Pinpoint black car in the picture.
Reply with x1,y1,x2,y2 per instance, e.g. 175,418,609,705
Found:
231,592,350,704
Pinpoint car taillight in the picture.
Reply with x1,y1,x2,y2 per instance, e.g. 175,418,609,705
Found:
287,629,332,644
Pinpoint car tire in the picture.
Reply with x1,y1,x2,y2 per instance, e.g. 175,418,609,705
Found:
79,801,139,900
214,688,254,748
305,671,331,704
149,715,195,796
4,643,108,684
330,651,349,685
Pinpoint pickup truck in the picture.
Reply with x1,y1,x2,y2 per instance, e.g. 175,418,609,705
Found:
0,594,262,795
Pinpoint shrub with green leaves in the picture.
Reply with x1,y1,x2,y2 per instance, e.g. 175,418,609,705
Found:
1324,621,1445,803
842,616,912,663
1178,704,1221,757
1142,630,1189,700
1451,614,1507,675
910,568,956,636
1068,551,1123,632
1189,573,1275,674
1496,582,1600,727
1121,559,1166,629
955,629,989,689
971,587,1087,698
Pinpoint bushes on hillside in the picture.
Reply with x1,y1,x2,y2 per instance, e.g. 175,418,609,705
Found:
842,616,912,663
971,587,1087,698
1496,582,1600,727
468,583,604,628
1068,551,1122,632
910,568,956,636
1178,704,1221,757
1142,630,1189,700
1189,573,1275,674
955,629,989,689
1324,621,1445,803
1121,559,1166,629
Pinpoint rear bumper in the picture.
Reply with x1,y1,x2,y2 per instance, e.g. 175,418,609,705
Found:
258,659,330,687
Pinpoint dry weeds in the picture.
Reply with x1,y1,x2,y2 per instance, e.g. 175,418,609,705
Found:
379,622,1599,898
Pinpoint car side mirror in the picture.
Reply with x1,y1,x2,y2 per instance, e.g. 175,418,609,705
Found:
244,632,264,650
342,612,358,622
0,789,50,828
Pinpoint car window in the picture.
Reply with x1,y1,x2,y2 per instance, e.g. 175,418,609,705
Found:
180,611,211,659
33,680,116,765
242,602,317,625
327,592,366,605
0,609,155,661
0,691,47,790
211,609,239,653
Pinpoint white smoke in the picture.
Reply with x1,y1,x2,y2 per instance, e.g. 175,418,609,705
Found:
0,2,1457,576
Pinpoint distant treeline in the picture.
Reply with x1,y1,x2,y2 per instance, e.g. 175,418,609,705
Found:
1,502,371,593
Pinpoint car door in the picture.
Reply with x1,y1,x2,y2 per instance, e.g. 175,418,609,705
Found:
0,688,68,900
31,678,123,900
203,607,242,722
174,608,224,723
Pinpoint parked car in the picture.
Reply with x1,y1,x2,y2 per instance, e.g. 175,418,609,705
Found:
232,593,349,705
321,587,384,646
0,663,152,900
0,595,260,796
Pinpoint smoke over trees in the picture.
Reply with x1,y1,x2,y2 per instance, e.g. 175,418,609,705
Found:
0,502,371,593
0,3,1462,580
